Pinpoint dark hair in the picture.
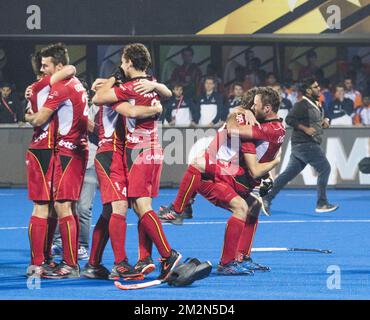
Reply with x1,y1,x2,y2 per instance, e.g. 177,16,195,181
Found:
257,87,280,113
299,78,316,94
31,50,43,77
181,47,194,56
122,43,151,72
172,83,183,89
40,43,69,66
204,76,215,83
233,82,243,89
240,87,258,110
335,82,345,90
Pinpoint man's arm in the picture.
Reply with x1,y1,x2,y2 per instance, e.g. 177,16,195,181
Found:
243,152,281,179
25,107,54,127
92,77,118,105
286,102,316,136
134,79,172,98
50,65,76,85
226,111,254,139
114,101,162,119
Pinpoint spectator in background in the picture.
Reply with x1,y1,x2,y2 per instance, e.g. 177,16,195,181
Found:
162,83,196,127
199,63,223,95
170,47,202,100
344,76,362,108
327,83,354,126
271,83,292,124
319,78,333,113
349,56,368,94
282,81,299,106
224,82,244,120
193,76,223,127
243,57,266,89
298,50,323,80
0,82,24,124
353,96,370,126
265,72,278,87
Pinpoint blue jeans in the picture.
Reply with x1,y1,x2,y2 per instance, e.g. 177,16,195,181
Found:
266,142,331,205
53,166,98,248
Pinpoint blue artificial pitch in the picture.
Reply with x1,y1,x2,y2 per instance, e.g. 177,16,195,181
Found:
0,188,369,300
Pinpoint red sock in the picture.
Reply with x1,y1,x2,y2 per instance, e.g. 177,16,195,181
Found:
220,216,245,266
140,211,171,258
44,216,58,260
73,213,80,260
138,220,153,261
173,165,201,214
59,215,78,266
89,214,110,266
28,216,48,266
109,213,127,264
237,216,259,259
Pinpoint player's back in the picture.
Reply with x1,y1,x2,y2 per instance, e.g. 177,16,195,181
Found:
45,77,88,154
255,119,285,163
114,76,160,149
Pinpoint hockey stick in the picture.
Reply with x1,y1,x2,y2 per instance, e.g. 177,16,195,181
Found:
252,247,332,254
114,279,165,290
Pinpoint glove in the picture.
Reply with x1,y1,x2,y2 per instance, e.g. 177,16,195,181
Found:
259,177,273,197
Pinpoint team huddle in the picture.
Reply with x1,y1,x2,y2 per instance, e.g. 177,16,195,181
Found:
25,42,284,281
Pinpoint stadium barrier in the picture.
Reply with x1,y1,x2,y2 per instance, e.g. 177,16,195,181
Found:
0,125,369,188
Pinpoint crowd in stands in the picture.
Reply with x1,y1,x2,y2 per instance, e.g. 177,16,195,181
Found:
163,48,370,127
1,46,369,127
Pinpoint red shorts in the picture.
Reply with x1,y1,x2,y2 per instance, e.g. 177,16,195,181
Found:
53,151,87,201
126,147,163,198
215,167,254,198
197,179,240,211
26,149,54,201
95,150,128,204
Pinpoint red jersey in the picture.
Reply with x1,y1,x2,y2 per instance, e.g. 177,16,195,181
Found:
113,76,160,149
44,77,88,155
28,76,57,149
97,103,126,153
237,117,286,189
206,116,285,179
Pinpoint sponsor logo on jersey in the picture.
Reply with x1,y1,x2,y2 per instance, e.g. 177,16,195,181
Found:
58,139,77,150
33,131,48,143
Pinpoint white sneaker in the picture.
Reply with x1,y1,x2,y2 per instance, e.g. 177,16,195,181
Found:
78,246,89,260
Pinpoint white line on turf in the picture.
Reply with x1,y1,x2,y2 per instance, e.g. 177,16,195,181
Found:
1,219,370,230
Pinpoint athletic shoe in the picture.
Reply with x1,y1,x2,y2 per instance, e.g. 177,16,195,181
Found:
134,257,156,275
78,246,89,261
315,202,339,213
238,256,270,272
216,261,254,276
261,196,272,216
26,263,50,277
158,204,185,225
42,261,80,279
81,263,110,280
182,199,194,219
109,259,143,280
43,258,58,272
158,249,182,280
51,244,63,257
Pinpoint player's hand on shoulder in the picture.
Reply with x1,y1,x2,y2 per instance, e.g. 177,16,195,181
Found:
134,79,157,95
243,109,260,128
91,78,108,91
25,85,33,100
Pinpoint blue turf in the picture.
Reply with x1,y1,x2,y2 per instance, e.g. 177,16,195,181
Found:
0,188,369,300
